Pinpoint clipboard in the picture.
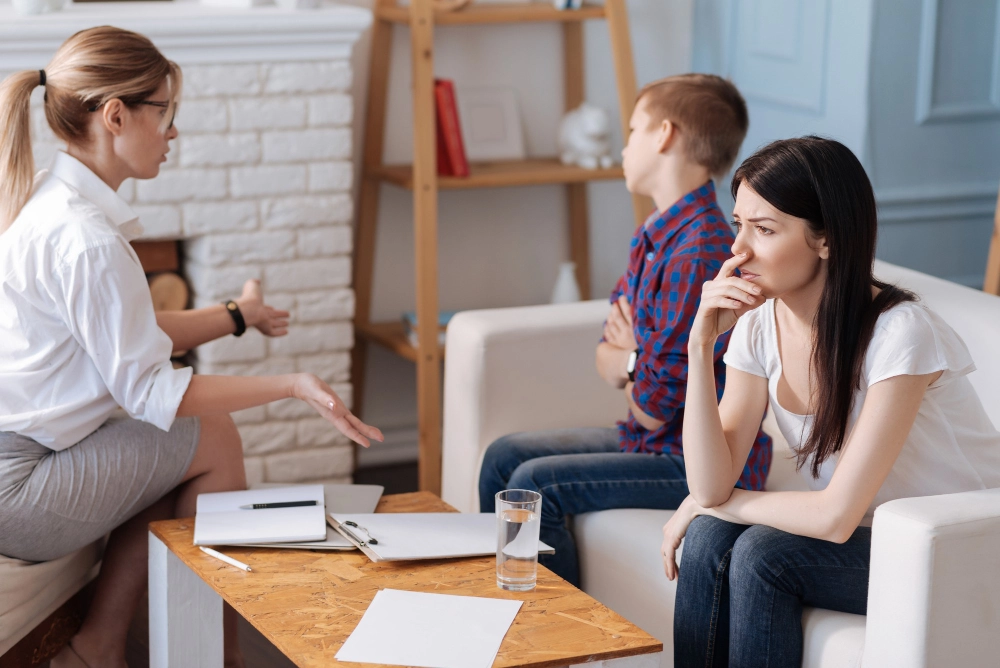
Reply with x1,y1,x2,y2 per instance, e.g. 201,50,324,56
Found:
329,512,555,563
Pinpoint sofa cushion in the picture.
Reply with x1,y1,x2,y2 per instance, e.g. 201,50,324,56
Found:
0,541,103,656
873,261,1000,427
575,508,865,668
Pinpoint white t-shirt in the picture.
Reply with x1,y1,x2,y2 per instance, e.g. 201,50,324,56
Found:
0,152,192,450
724,298,1000,524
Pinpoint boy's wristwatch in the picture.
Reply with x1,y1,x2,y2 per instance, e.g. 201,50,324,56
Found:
626,348,639,382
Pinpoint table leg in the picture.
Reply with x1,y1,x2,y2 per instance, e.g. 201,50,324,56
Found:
149,533,224,668
569,652,663,668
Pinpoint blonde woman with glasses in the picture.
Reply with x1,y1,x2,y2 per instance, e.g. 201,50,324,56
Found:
0,27,382,668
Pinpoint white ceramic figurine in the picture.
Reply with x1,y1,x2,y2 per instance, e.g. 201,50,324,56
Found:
558,102,614,170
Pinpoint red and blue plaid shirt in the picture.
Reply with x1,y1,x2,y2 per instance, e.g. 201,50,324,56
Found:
609,181,771,491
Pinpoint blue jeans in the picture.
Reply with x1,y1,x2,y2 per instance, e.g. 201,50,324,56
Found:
478,427,689,587
674,516,872,668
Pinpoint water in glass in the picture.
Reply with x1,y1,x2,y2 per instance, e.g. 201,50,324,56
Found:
496,491,541,591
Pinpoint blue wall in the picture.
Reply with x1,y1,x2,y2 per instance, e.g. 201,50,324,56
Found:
694,0,1000,287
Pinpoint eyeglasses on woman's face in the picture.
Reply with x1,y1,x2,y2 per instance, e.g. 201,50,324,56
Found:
87,99,175,131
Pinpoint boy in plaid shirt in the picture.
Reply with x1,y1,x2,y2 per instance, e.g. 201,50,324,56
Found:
480,74,771,586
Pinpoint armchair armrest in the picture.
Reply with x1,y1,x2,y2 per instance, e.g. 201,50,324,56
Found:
442,301,625,512
863,487,1000,667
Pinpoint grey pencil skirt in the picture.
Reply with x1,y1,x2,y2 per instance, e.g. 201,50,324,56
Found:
0,415,201,562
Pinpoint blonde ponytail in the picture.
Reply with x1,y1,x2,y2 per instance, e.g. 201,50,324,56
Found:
0,71,42,232
0,26,182,232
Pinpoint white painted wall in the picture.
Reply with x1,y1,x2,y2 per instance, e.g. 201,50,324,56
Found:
693,0,1000,288
345,0,694,465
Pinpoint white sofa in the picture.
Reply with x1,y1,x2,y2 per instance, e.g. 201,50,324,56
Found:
442,261,1000,668
0,540,103,657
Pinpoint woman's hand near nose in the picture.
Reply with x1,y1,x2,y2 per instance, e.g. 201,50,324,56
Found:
690,253,764,347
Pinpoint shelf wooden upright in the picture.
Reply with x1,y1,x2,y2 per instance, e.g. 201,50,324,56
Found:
353,0,650,494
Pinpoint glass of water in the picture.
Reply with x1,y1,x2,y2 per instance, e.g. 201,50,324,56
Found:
495,489,542,591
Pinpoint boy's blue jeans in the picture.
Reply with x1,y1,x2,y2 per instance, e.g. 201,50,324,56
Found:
478,427,690,587
674,515,871,668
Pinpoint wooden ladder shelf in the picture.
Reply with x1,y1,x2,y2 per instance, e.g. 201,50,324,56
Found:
352,0,650,494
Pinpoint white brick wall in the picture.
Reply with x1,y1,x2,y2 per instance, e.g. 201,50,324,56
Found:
261,194,353,228
262,128,351,162
177,99,229,133
230,98,307,131
264,257,352,292
308,162,353,193
185,64,262,97
231,164,307,197
308,94,354,127
179,133,260,167
183,201,257,236
132,204,183,239
135,168,228,203
297,227,353,258
263,62,352,94
264,445,354,483
40,60,362,484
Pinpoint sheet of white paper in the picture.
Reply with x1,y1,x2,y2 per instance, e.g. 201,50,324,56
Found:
329,513,552,560
335,589,522,668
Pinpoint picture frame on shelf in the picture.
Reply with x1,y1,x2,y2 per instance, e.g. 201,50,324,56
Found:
455,86,526,162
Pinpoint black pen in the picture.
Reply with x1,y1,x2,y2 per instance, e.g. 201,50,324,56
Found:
238,500,319,510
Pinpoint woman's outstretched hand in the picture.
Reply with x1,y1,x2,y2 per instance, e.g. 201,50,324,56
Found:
690,253,763,347
292,373,384,448
237,279,290,337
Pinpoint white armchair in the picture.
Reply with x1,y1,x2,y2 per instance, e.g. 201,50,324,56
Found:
442,261,1000,667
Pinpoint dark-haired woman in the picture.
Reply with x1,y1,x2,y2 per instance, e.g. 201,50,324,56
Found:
661,136,1000,668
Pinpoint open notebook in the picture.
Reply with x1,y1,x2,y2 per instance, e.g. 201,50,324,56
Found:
194,485,326,546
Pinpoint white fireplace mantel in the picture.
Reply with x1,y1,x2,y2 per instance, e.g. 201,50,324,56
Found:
0,0,372,69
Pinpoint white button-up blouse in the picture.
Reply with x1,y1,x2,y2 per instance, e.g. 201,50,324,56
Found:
0,152,192,450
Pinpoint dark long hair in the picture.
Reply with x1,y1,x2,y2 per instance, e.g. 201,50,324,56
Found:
731,137,915,477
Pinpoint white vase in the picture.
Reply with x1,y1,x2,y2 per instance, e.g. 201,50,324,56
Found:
551,261,582,304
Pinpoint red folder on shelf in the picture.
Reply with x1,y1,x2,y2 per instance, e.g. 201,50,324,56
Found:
434,78,469,178
436,114,453,176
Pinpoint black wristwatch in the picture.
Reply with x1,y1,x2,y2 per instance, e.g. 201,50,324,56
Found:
223,300,246,337
626,348,639,382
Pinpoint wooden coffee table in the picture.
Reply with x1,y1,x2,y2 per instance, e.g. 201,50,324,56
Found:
148,491,662,668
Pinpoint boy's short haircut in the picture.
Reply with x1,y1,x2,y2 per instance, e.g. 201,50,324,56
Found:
637,73,749,178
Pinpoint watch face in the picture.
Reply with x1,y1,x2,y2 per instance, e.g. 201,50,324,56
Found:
627,351,637,372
